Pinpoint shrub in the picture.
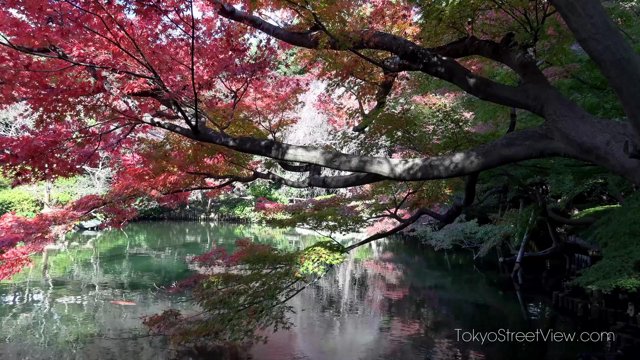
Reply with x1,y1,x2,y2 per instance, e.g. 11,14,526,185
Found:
0,188,41,217
574,192,640,292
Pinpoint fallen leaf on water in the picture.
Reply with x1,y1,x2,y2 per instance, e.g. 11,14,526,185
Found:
110,300,136,306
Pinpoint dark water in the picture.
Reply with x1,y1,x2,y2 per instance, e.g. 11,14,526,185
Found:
0,222,608,359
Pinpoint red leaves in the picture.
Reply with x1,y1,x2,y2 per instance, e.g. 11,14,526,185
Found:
0,210,76,279
191,247,230,267
142,309,183,334
0,0,436,280
1,0,306,147
0,123,100,185
0,0,310,206
254,197,284,213
170,239,275,294
190,238,271,268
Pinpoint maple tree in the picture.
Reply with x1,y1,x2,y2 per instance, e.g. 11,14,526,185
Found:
1,0,640,281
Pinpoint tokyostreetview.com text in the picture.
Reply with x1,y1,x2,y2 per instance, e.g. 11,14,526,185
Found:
454,329,616,345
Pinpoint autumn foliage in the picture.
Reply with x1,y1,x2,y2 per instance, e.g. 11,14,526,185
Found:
2,0,640,285
0,0,457,277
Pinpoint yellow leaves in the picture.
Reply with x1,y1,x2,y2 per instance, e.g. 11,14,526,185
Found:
297,240,346,276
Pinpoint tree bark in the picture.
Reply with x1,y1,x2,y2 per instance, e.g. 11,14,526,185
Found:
551,0,640,137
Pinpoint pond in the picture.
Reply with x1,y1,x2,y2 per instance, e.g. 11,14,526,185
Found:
0,221,608,359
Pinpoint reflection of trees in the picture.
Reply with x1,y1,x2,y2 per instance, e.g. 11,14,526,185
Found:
1,223,593,359
0,222,324,359
8,222,323,286
255,240,434,359
255,239,595,360
0,283,191,359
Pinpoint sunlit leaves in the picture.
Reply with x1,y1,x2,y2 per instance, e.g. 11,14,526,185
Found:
298,240,346,276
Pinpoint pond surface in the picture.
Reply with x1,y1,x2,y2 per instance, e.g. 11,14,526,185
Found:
0,221,607,359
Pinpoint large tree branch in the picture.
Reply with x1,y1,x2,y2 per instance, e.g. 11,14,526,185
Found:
255,171,386,188
429,35,548,84
551,0,640,137
276,161,312,173
186,170,386,189
401,106,519,228
147,119,567,182
434,172,480,228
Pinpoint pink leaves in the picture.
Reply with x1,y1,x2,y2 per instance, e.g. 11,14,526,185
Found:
122,79,154,96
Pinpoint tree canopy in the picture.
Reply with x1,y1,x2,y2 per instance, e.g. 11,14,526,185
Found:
1,0,640,293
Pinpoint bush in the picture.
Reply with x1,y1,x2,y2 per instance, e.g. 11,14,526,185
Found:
0,176,10,189
574,192,640,292
217,198,262,222
248,181,285,203
415,218,513,258
0,188,41,217
52,191,74,206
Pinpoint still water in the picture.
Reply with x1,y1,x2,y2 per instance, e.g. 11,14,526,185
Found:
0,222,604,359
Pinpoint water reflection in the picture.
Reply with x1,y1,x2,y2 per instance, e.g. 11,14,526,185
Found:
0,222,320,359
252,241,602,360
0,222,603,359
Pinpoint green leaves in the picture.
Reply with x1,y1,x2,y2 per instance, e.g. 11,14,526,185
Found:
0,188,40,217
574,193,640,292
415,217,513,256
298,240,346,276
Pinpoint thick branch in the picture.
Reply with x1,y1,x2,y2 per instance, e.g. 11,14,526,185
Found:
352,72,397,132
167,173,261,194
276,161,312,173
213,1,547,115
256,171,386,188
433,172,480,229
186,170,386,189
429,36,548,84
145,120,568,182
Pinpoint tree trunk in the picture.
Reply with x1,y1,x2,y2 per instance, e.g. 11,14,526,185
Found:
543,95,640,184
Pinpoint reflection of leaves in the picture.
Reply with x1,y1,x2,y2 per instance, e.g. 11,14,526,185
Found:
2,223,333,355
150,239,347,345
158,241,302,344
